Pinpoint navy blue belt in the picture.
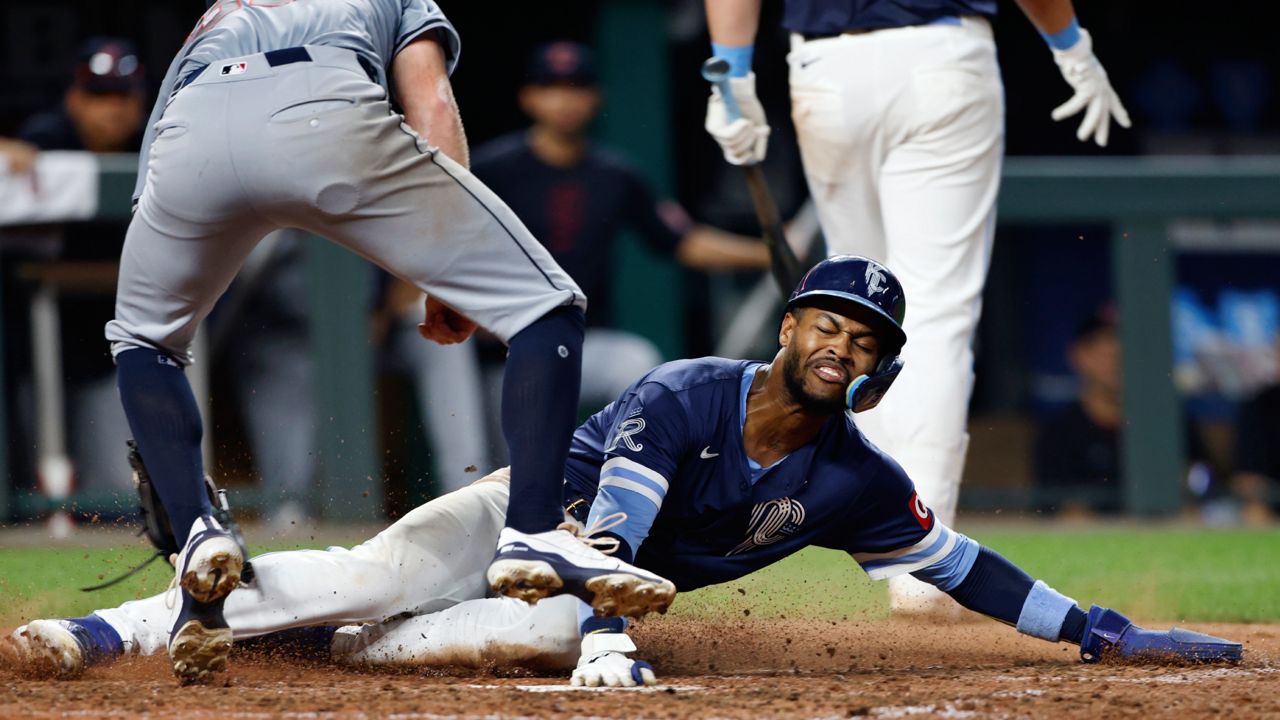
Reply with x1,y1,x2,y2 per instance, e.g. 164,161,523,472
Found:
172,46,377,94
801,15,963,41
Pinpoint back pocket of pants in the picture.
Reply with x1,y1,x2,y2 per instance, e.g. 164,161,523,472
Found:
269,97,355,122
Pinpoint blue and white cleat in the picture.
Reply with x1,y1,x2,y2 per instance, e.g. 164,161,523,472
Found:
7,616,124,678
169,514,244,684
1080,605,1243,664
487,526,676,619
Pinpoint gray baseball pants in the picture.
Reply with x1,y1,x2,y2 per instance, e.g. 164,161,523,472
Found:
107,45,584,362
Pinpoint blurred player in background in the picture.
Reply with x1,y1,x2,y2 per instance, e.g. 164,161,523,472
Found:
702,0,1131,614
1033,306,1215,518
1232,337,1280,526
472,41,771,412
1,38,148,498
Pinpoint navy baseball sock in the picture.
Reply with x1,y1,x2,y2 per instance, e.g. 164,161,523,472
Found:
501,305,584,533
116,348,212,544
67,614,125,665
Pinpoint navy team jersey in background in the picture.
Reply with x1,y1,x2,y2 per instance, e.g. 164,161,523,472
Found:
471,133,687,328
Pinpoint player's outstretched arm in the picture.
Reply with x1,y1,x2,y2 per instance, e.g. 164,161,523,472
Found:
915,541,1242,664
1013,0,1130,146
392,30,469,168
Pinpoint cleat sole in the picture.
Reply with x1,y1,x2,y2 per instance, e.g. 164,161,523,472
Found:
170,621,232,685
180,548,243,604
585,574,676,619
11,622,84,679
487,559,564,604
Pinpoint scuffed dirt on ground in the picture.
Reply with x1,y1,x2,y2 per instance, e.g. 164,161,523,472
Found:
2,619,1276,719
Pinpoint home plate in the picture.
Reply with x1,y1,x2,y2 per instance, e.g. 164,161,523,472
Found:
466,684,705,693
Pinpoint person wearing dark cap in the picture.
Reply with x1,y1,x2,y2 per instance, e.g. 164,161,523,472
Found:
0,38,149,504
19,37,147,153
1033,306,1213,517
469,41,770,411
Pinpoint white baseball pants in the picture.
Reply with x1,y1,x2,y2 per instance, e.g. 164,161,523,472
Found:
788,18,1004,609
93,470,580,668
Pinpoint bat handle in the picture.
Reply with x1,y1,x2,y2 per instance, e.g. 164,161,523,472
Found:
701,57,744,123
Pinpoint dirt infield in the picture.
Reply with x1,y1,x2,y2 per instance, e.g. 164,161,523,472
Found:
3,618,1277,719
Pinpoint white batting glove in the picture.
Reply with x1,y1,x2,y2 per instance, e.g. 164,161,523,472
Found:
1050,29,1131,147
704,73,770,166
570,632,657,688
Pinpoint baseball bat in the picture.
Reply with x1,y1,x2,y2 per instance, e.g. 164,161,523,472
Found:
701,57,805,295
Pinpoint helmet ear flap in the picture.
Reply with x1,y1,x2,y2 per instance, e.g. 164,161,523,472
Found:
845,356,904,413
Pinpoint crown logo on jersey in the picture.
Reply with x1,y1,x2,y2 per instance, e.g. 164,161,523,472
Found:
727,497,806,556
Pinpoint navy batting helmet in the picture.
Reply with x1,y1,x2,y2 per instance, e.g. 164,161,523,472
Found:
785,255,907,413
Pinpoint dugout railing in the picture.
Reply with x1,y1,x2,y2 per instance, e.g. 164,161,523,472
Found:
3,155,1280,522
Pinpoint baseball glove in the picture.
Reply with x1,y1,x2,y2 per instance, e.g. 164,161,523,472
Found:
80,441,253,591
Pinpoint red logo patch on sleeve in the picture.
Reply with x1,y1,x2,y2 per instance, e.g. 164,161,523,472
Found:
908,491,933,530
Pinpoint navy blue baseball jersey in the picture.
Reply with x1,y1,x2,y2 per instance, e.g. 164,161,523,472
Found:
471,133,689,327
562,357,978,592
783,0,995,35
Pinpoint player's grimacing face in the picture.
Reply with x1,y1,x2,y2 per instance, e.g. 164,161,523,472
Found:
779,306,881,415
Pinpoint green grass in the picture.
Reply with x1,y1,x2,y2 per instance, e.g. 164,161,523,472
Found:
671,527,1280,624
1,527,1277,628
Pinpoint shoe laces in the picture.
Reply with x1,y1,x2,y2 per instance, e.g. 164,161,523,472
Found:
557,511,628,555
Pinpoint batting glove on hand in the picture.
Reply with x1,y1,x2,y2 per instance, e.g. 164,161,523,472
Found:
1079,605,1242,664
1050,29,1131,147
705,73,770,166
570,632,657,687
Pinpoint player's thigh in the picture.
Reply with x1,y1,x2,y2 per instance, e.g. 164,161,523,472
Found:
284,106,584,343
352,471,510,612
787,36,887,258
107,204,272,361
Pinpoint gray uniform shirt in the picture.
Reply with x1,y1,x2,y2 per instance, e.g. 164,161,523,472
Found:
135,0,461,202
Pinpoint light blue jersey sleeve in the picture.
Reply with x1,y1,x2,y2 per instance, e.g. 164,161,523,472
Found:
582,382,690,559
852,520,980,592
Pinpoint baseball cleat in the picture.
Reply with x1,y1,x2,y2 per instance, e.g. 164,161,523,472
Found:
487,526,676,619
169,514,243,684
5,614,125,679
8,620,87,678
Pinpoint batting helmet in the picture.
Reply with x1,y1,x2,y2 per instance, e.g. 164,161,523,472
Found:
785,255,906,413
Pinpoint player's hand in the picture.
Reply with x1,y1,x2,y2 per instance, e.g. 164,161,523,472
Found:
1079,606,1242,664
1049,29,1131,147
570,632,657,687
0,138,38,174
705,73,770,165
418,296,477,345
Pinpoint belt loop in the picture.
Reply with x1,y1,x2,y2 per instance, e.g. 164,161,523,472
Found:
264,46,312,67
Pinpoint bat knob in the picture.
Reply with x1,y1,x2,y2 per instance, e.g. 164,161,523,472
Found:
701,57,731,83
